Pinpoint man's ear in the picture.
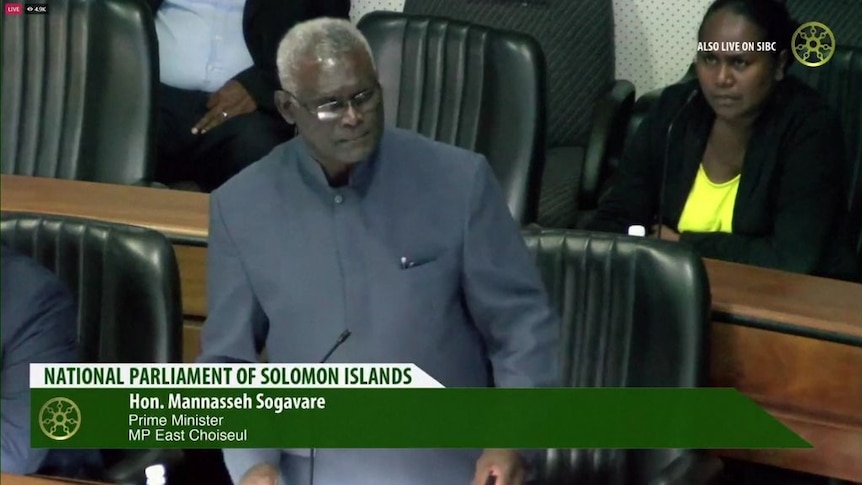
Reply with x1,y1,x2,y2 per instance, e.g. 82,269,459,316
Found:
775,49,790,81
275,91,296,124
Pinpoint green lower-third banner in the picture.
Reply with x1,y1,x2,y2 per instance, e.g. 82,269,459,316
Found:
31,388,809,449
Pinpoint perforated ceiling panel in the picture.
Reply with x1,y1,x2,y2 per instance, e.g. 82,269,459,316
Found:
351,0,405,24
614,0,714,94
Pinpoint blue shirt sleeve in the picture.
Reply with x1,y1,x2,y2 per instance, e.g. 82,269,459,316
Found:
1,273,78,474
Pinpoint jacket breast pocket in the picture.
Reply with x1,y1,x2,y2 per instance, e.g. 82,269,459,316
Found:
392,247,459,327
399,246,458,272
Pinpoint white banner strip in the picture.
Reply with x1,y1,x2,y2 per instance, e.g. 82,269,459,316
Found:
29,363,444,389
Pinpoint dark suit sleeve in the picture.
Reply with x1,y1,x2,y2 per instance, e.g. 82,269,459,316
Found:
233,67,279,114
586,99,661,234
144,0,162,13
1,278,77,475
314,0,351,17
234,1,352,114
679,108,845,274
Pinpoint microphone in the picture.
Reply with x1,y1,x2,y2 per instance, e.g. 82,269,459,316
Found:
657,88,698,240
319,329,352,365
309,329,351,485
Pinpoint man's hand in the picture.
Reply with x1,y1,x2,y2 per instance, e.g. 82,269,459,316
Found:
473,449,526,485
192,80,258,135
652,224,681,242
239,462,279,485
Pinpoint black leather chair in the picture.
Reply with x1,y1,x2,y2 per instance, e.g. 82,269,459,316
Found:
521,229,721,484
785,0,862,48
0,213,183,484
1,0,158,185
787,45,862,269
403,0,636,228
357,11,546,225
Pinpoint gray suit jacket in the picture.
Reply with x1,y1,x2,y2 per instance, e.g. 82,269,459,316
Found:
199,128,560,484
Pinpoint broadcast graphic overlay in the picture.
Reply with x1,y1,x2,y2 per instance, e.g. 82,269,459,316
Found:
39,397,82,441
696,20,836,69
3,3,47,14
792,21,835,67
32,363,810,449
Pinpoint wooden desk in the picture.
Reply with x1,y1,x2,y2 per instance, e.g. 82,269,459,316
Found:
705,260,862,481
2,175,861,481
0,474,106,485
0,174,208,243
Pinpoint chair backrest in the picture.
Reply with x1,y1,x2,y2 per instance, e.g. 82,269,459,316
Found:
0,213,182,364
786,0,862,49
522,229,711,483
788,45,862,257
404,0,614,150
357,11,546,225
1,0,158,185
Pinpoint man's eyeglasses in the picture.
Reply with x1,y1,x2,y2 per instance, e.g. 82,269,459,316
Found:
288,83,381,122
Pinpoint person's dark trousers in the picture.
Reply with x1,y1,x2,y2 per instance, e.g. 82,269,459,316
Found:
156,83,294,192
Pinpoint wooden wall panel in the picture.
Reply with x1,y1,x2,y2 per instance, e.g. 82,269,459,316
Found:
176,245,207,317
711,323,862,481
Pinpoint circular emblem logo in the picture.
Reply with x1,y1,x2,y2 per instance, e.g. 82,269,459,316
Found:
792,22,836,67
39,397,82,441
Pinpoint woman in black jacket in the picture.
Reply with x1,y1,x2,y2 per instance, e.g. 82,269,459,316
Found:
588,0,856,279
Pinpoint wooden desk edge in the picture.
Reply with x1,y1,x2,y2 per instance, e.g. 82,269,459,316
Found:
712,309,862,346
0,474,110,485
0,175,208,241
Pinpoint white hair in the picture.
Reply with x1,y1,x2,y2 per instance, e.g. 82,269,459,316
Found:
276,18,376,94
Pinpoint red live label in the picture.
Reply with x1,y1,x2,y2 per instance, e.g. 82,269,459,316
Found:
5,3,23,14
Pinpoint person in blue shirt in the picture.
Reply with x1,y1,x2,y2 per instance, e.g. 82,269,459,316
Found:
198,18,561,485
148,0,351,191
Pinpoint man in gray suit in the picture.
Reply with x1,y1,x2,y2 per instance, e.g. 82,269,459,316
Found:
198,17,560,485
